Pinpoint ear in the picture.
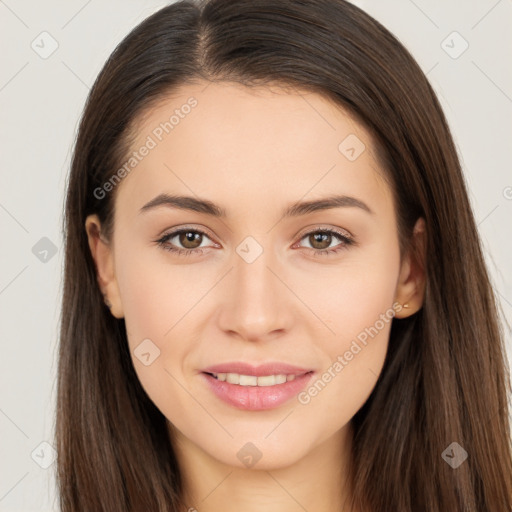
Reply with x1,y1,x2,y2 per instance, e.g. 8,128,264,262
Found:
393,217,427,319
85,214,124,319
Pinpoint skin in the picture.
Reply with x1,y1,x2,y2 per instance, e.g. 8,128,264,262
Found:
86,81,426,512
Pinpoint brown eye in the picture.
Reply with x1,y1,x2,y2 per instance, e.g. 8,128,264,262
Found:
308,232,333,250
295,228,354,256
179,231,203,249
156,228,215,255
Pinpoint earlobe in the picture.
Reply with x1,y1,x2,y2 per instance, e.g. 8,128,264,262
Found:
393,217,427,319
84,214,124,319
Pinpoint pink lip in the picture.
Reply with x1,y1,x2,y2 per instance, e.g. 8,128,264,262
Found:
202,361,313,376
200,362,315,411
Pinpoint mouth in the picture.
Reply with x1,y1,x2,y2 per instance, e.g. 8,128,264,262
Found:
200,364,315,410
203,371,313,387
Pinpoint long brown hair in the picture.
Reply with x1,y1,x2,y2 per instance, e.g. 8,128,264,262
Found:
56,0,512,510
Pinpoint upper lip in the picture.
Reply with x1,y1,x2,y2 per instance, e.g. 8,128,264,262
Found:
202,362,314,377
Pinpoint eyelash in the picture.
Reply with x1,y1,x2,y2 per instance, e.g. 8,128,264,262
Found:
156,228,355,257
155,227,355,258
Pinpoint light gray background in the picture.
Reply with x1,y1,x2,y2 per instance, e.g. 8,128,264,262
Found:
1,0,511,510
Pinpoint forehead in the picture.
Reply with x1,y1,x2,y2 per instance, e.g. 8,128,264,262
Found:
114,81,392,220
132,80,372,158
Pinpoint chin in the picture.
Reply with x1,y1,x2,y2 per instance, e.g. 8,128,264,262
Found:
203,436,312,471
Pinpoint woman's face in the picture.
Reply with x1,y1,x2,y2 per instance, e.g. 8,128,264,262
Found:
87,81,422,470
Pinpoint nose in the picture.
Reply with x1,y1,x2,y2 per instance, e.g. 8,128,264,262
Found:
216,240,295,342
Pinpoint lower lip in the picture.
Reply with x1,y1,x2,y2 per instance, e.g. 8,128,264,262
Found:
201,372,315,411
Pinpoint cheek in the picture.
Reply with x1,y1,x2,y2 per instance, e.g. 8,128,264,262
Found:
295,239,400,412
115,247,203,344
296,292,396,429
301,236,400,341
113,249,183,390
114,252,201,417
117,266,172,345
114,250,215,392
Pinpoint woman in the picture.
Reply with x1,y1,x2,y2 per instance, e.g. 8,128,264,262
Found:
56,0,512,510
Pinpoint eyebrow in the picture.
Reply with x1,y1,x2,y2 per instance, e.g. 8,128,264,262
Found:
139,193,374,218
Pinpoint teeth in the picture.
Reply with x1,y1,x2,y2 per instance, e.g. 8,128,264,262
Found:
240,375,258,386
257,375,278,386
226,373,239,384
211,372,300,386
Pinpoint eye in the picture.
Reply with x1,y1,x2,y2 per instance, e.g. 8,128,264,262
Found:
155,226,356,258
294,227,355,257
155,227,217,256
